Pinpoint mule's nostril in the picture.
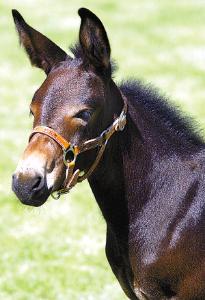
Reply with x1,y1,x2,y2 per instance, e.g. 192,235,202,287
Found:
32,176,43,191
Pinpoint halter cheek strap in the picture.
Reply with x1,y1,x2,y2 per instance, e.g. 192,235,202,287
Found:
29,93,127,199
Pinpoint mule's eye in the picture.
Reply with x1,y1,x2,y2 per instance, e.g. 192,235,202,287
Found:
29,109,34,117
75,110,92,122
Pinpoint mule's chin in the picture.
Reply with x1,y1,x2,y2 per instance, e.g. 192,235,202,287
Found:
19,192,50,207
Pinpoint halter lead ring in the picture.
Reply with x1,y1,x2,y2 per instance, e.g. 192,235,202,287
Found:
29,93,127,199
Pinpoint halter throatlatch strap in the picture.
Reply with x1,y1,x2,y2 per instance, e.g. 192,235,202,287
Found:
29,92,127,199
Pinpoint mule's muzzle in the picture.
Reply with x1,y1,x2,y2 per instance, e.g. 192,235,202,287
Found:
12,171,50,207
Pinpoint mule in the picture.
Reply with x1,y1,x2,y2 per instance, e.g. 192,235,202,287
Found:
12,8,205,299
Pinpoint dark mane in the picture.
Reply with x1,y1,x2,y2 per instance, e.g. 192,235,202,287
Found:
70,43,117,75
119,80,204,148
70,43,84,59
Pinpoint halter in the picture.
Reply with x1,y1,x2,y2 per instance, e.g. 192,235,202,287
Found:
29,93,127,199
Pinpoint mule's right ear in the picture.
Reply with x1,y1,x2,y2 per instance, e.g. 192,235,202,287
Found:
78,8,111,76
12,10,68,74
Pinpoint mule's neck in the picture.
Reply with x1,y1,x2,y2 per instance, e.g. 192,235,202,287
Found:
87,83,142,240
88,131,128,238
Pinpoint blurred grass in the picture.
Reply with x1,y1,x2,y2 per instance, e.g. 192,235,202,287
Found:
1,0,205,299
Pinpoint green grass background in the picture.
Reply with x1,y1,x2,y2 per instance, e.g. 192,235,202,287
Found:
1,0,205,299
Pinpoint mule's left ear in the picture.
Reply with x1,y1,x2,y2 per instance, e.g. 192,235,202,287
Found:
78,8,111,75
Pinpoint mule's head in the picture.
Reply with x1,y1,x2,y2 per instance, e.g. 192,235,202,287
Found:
12,8,123,206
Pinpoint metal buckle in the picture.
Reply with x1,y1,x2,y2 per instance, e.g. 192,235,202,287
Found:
51,187,70,200
118,114,126,131
114,112,126,131
51,190,61,200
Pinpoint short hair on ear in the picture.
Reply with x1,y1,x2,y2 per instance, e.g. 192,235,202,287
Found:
78,8,111,76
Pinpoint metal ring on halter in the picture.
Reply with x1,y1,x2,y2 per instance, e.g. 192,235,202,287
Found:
63,146,76,166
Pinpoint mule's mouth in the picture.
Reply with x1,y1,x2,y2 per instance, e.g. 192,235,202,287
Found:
12,182,52,207
12,172,54,207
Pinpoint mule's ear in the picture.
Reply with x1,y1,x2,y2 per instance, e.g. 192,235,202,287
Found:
78,8,111,75
12,10,68,74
